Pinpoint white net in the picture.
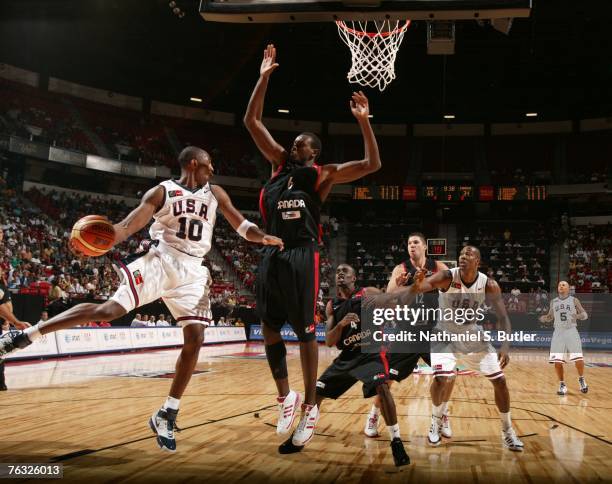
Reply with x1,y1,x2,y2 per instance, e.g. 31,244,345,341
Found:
336,20,410,92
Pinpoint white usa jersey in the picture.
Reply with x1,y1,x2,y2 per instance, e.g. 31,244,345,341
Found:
439,268,488,325
149,180,218,258
551,296,577,329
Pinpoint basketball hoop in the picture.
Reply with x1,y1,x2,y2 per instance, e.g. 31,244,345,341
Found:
336,19,410,92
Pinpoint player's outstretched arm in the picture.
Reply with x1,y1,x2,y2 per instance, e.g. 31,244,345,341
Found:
243,44,287,169
0,301,31,329
386,264,409,293
370,270,451,309
573,297,588,320
211,185,283,249
318,91,381,199
112,186,165,246
486,278,512,367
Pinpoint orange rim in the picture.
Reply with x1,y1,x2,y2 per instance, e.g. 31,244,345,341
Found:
336,20,411,38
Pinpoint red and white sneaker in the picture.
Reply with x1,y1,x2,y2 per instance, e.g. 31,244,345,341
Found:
276,390,302,435
292,404,319,446
364,411,381,437
441,413,452,438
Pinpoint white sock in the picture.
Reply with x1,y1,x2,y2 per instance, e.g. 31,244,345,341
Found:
441,401,449,416
24,326,42,342
370,404,380,416
164,396,180,411
387,423,401,440
500,411,512,431
432,403,444,419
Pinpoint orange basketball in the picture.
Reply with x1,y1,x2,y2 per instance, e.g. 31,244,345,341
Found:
70,215,116,257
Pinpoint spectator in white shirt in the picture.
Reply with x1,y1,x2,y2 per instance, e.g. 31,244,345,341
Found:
156,314,170,327
130,313,146,327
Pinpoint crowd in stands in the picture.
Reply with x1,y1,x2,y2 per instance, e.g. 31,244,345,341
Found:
0,174,334,326
461,225,550,291
0,78,261,177
4,78,612,185
0,79,94,153
565,224,611,293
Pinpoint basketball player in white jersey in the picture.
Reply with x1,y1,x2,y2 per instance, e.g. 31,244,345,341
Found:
364,233,455,439
539,280,589,395
372,246,524,451
0,146,283,452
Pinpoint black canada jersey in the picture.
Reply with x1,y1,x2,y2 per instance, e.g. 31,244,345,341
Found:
259,162,322,247
331,287,372,354
400,257,440,327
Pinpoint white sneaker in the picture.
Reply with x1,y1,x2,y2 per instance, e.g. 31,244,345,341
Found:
428,415,442,446
441,413,452,438
292,404,319,446
364,411,381,437
276,390,302,435
578,377,588,394
557,382,568,396
149,408,178,453
502,427,524,452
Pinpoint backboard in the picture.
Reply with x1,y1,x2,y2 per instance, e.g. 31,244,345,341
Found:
199,0,532,23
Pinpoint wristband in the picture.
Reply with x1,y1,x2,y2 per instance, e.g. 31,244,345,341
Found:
237,220,258,239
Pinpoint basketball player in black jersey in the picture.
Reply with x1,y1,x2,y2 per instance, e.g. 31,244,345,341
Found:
0,265,31,391
244,44,382,448
281,264,409,466
364,233,455,438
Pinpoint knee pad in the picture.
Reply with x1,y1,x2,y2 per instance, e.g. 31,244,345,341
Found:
265,341,288,380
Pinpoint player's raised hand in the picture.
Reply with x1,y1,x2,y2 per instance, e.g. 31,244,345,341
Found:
350,91,370,121
262,234,284,251
339,313,360,328
260,44,279,78
498,350,510,369
395,271,410,287
413,269,426,290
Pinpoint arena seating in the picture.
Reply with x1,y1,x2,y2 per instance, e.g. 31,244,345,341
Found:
1,79,610,184
566,224,611,293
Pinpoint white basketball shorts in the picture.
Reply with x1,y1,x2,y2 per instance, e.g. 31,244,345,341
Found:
549,327,583,363
111,243,212,326
431,350,504,380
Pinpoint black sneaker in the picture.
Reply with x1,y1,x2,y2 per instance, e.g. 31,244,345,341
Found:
0,383,7,391
0,331,32,359
579,377,588,394
149,408,178,452
391,437,410,467
278,434,304,454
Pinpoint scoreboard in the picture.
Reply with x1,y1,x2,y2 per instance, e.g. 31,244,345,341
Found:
427,238,447,256
353,184,547,201
497,185,547,201
422,185,474,201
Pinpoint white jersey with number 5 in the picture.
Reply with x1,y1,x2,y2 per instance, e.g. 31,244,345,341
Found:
149,180,218,258
551,296,577,329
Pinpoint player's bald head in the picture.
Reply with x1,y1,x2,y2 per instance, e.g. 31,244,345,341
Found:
337,263,355,277
178,145,210,168
461,245,481,260
558,280,570,295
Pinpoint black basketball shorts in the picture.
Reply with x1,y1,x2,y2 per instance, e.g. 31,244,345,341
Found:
386,352,430,382
316,350,391,400
256,244,319,342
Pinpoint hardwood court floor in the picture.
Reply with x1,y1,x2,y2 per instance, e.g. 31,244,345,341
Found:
1,343,610,483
